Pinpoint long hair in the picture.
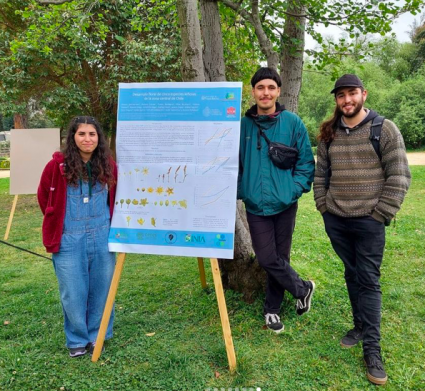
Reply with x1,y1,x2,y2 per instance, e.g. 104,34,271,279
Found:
318,106,341,143
63,116,115,187
319,86,366,142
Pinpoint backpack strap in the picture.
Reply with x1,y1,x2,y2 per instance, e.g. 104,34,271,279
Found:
325,140,332,189
369,115,385,161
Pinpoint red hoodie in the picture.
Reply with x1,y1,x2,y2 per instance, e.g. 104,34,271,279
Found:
37,152,117,253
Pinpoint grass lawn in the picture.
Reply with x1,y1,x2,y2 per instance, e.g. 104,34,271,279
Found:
1,167,424,391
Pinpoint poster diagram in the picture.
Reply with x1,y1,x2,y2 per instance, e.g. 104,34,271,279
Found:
108,82,242,259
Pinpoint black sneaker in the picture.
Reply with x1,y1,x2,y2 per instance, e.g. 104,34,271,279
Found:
340,326,363,348
264,313,284,333
88,342,105,356
69,346,87,358
296,280,315,315
364,354,387,385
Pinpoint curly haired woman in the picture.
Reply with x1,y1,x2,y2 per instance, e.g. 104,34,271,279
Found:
38,116,117,358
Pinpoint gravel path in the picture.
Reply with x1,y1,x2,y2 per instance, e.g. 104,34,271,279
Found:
406,152,425,165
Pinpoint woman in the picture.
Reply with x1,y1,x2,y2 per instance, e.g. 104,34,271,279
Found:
38,116,117,358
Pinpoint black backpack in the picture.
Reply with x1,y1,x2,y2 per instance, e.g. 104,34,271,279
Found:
325,115,385,189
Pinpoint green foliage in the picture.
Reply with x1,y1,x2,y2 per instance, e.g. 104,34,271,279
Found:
0,157,10,169
369,38,421,81
394,103,425,148
0,0,182,133
304,0,425,74
299,29,425,150
373,70,425,148
1,167,425,389
2,116,13,131
27,111,55,129
298,71,335,146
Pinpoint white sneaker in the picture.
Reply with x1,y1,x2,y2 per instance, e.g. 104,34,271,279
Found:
264,313,284,333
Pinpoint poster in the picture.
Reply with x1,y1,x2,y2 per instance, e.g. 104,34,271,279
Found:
108,82,243,259
10,128,60,195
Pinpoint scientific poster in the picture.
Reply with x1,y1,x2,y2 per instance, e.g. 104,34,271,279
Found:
109,82,242,259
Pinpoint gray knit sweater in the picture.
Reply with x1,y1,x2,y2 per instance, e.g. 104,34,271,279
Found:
314,115,411,225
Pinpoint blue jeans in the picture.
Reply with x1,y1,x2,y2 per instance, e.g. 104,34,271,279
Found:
53,182,115,348
323,212,385,355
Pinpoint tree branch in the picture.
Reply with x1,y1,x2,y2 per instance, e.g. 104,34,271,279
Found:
220,0,279,68
37,0,74,4
0,21,18,32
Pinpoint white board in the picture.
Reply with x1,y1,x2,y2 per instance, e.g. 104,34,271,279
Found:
10,128,60,195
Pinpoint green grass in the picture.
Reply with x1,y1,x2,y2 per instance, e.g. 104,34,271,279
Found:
1,168,424,391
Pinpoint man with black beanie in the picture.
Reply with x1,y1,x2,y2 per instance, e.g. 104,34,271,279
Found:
238,67,316,333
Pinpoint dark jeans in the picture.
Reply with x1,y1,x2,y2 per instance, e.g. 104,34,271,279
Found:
246,203,310,315
323,212,385,355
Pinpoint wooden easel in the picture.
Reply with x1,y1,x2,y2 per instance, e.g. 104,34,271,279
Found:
4,195,18,240
91,254,237,373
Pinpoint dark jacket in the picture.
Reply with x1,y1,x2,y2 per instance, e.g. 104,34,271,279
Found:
37,152,117,253
238,103,315,215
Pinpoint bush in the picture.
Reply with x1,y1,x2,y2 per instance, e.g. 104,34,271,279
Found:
378,74,425,149
394,102,425,148
0,158,10,169
0,140,10,149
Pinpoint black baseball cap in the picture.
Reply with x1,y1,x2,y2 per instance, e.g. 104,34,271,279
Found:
330,74,364,94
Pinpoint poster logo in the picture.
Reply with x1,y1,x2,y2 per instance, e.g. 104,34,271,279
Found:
226,107,236,116
137,232,157,242
165,232,177,244
115,231,128,240
185,234,206,244
215,234,226,247
225,93,235,100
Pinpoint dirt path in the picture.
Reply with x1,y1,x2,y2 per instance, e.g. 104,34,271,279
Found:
0,170,10,179
406,152,425,165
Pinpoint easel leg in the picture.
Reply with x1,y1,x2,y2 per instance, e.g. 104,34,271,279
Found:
92,252,126,362
4,195,18,240
197,257,207,288
210,258,237,373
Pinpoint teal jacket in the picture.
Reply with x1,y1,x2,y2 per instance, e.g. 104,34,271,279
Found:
238,103,315,216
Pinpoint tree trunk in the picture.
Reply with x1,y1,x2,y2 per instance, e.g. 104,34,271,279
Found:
279,3,306,112
200,0,226,81
13,113,28,129
178,0,265,301
176,0,205,82
219,201,266,302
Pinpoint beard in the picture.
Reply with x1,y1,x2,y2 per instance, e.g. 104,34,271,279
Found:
337,97,365,118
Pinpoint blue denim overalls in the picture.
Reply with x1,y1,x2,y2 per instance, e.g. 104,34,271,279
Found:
52,180,115,348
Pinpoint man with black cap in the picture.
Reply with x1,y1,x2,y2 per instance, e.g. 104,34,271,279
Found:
314,74,411,385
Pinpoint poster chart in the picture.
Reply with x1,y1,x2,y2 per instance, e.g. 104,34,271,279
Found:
108,82,242,259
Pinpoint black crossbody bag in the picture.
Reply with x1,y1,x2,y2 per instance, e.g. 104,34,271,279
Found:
259,129,298,170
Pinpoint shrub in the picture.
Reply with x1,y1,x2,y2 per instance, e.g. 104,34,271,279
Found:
0,158,10,169
0,140,10,148
394,103,425,148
